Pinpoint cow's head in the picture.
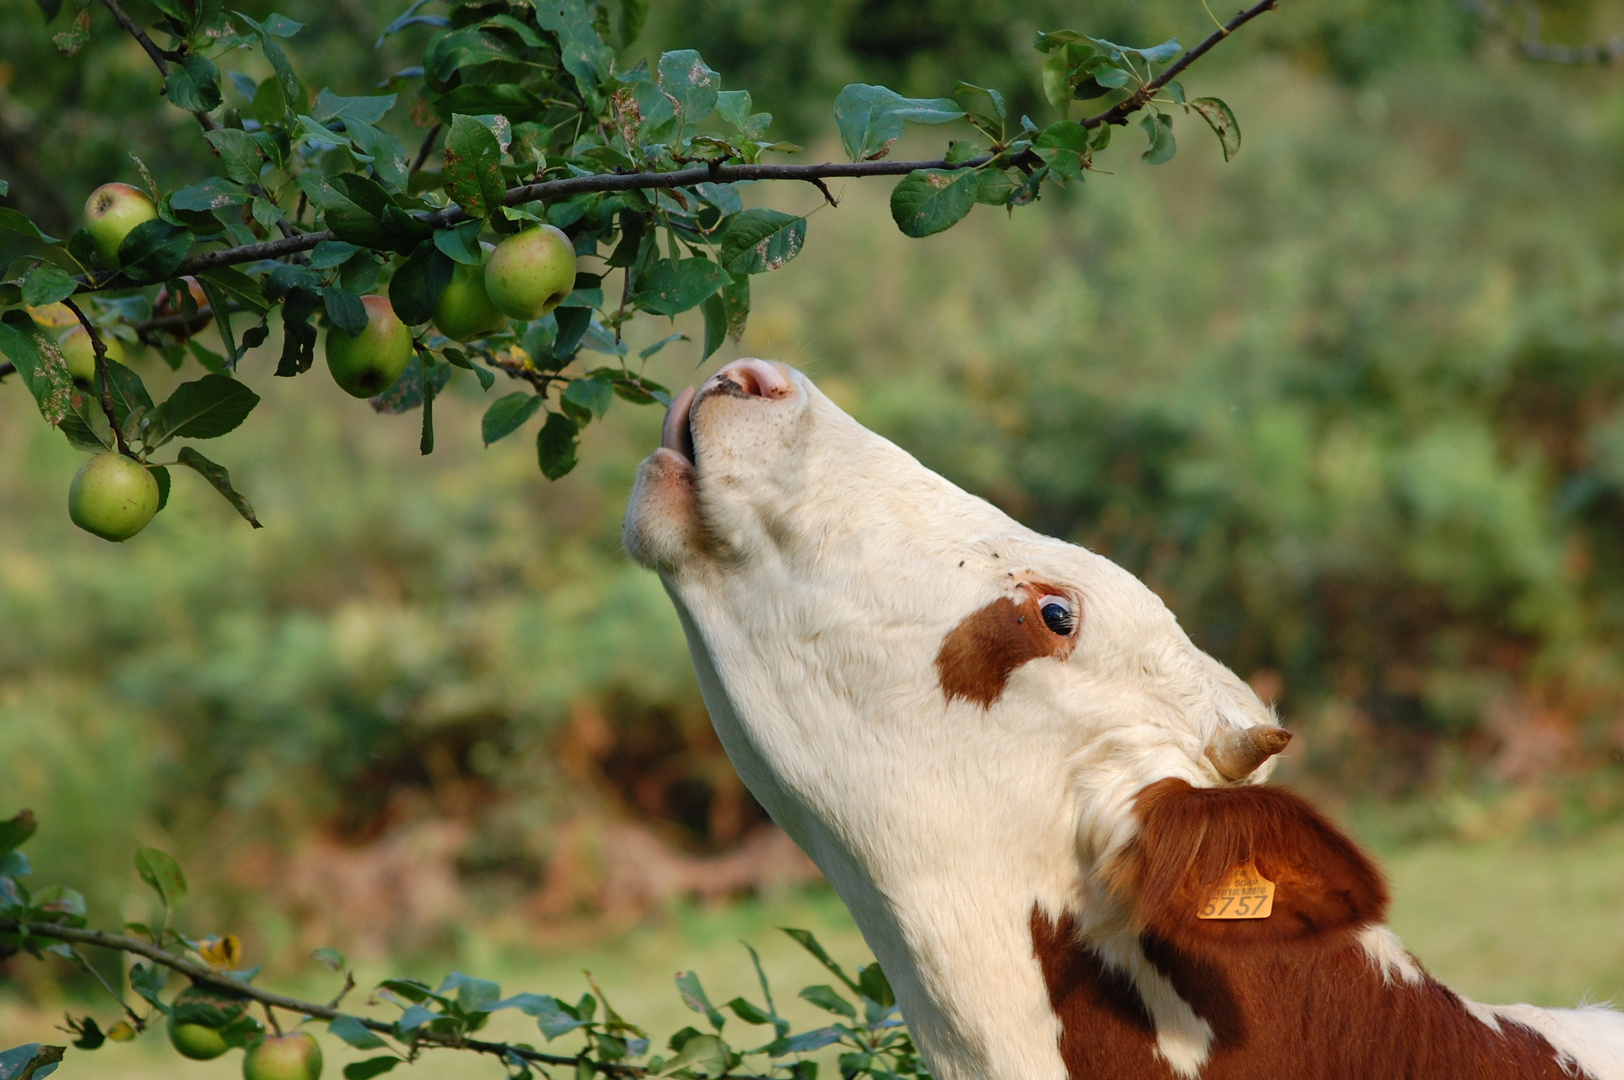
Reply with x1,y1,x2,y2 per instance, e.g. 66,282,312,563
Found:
623,359,1294,1078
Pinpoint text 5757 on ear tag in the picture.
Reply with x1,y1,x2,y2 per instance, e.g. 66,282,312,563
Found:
1198,859,1275,919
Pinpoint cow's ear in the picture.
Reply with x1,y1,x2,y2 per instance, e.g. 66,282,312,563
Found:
1107,778,1389,955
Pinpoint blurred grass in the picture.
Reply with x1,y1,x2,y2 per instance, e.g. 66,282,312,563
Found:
4,828,1624,1078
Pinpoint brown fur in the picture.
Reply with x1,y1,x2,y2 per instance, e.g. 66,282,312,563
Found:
935,585,1075,707
1030,780,1577,1079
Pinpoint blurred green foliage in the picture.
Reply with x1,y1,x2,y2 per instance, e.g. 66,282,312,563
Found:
6,0,1624,952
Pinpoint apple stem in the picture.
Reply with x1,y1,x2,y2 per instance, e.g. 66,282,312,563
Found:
61,297,132,458
263,1002,283,1036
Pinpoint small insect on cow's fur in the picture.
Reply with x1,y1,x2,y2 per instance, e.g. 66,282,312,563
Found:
623,358,1624,1080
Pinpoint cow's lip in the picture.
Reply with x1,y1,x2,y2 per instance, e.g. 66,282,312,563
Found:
661,384,698,466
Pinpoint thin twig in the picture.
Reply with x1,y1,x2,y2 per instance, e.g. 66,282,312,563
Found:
1081,0,1280,128
3,920,780,1079
59,297,131,456
70,945,145,1029
411,124,443,174
97,0,218,134
1463,0,1624,64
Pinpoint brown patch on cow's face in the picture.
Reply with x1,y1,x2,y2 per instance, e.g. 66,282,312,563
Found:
935,583,1079,707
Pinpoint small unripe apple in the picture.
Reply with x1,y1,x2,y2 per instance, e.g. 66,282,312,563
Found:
325,295,413,398
484,225,577,320
84,183,158,269
242,1031,322,1080
58,325,127,387
155,276,213,338
167,982,249,1059
168,1015,230,1060
68,452,159,542
434,258,509,342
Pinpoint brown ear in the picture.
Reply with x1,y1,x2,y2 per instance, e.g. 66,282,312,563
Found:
1108,778,1388,955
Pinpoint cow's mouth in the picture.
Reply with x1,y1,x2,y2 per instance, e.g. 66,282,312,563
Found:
659,359,794,469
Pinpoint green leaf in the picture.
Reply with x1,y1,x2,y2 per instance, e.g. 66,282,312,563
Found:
134,848,187,907
388,241,454,326
674,971,726,1032
437,972,500,1012
117,220,193,285
562,373,612,421
719,210,806,275
764,1028,842,1055
700,293,726,362
313,89,395,127
347,120,411,192
151,465,171,512
536,412,579,480
532,0,614,98
433,222,484,266
660,1033,727,1076
31,0,62,21
148,374,261,445
633,258,729,316
20,265,75,307
1190,97,1240,162
443,114,508,222
313,174,427,253
343,1058,401,1080
167,54,223,114
481,392,543,445
328,1016,386,1051
171,177,248,213
832,84,964,162
204,129,265,185
313,947,347,971
0,810,36,856
50,8,89,57
798,985,855,1019
236,11,303,111
370,353,448,414
889,168,977,238
657,49,720,127
177,446,262,527
781,929,861,993
1140,110,1176,165
323,286,368,337
0,311,72,425
0,209,58,244
98,358,156,431
196,266,271,314
0,1043,64,1080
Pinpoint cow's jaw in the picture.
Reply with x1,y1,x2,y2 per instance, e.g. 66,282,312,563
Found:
623,360,1270,1080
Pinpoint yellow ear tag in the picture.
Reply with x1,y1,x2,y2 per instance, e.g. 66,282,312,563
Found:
1197,859,1275,919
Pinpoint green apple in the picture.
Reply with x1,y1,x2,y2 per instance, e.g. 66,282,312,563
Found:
58,325,127,387
167,982,250,1059
325,295,414,398
434,258,509,342
84,182,158,269
242,1031,323,1080
168,1016,230,1060
484,225,577,320
68,452,159,542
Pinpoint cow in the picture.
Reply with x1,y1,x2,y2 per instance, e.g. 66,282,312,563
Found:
622,358,1624,1080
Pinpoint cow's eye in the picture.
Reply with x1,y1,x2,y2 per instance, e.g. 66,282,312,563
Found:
1039,596,1075,636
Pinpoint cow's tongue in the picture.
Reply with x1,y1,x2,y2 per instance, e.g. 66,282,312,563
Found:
661,384,697,465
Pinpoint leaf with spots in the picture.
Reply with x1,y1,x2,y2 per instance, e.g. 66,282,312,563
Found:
631,257,729,316
719,209,806,276
657,49,720,127
443,113,508,222
1190,97,1240,162
889,168,977,238
0,310,73,426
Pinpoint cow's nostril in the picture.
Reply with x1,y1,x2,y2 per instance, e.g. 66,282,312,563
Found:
714,358,791,399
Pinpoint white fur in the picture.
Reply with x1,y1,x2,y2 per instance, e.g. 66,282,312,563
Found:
623,362,1622,1080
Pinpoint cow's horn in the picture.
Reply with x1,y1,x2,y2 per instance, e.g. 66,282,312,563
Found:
1205,724,1292,780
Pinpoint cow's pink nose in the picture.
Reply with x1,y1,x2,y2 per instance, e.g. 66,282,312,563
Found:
708,358,792,399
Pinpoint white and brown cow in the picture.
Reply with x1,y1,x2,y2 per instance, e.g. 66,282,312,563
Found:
622,358,1624,1080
